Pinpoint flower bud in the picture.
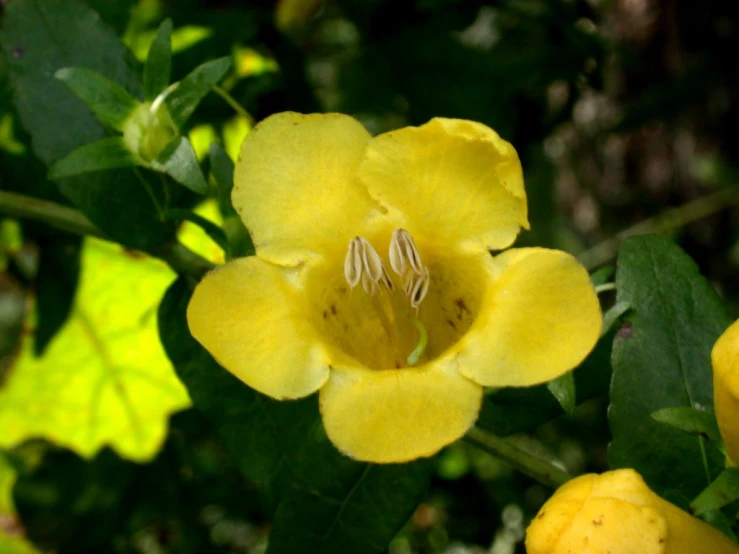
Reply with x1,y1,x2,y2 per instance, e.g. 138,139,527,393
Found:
713,319,739,466
526,469,738,554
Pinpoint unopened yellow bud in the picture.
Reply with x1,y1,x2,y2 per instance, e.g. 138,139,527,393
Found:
526,469,738,554
713,319,739,466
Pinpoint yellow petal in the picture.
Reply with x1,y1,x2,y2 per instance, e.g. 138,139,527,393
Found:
712,318,739,465
187,257,330,399
358,118,529,254
319,365,483,463
232,112,380,265
526,469,739,554
453,248,601,387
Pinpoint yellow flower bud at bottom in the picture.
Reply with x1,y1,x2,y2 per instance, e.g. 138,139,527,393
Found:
526,469,739,554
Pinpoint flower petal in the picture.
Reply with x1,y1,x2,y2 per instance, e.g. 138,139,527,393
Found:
454,248,601,387
233,112,380,265
319,365,483,463
358,118,529,253
187,257,330,399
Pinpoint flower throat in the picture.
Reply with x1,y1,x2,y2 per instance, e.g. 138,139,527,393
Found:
344,229,430,366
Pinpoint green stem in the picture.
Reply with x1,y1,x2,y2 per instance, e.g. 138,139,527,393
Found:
595,282,616,294
212,84,252,122
578,187,739,269
465,426,572,488
0,191,213,278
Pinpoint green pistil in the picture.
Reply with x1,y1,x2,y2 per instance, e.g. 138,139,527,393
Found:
407,314,428,365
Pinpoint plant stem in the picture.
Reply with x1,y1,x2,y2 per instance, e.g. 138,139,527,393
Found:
465,426,572,488
578,187,739,269
212,84,252,122
0,191,214,278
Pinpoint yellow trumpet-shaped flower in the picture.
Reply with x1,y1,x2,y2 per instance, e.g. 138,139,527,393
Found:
187,112,602,463
712,318,739,465
526,469,739,554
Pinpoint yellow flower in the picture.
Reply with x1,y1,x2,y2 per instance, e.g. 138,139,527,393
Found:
526,469,739,554
187,112,602,463
712,318,739,466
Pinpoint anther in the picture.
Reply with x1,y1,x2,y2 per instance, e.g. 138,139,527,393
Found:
389,228,430,308
344,236,393,293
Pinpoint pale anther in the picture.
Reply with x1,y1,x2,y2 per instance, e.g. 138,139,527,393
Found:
409,268,430,309
344,236,393,294
389,229,424,276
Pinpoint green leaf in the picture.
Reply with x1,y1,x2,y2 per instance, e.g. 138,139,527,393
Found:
0,453,40,554
601,300,630,337
651,407,722,443
151,137,208,194
477,328,614,436
691,468,739,515
590,266,614,287
48,137,139,179
0,0,171,250
55,67,140,131
0,239,190,462
163,208,229,254
608,235,730,507
208,143,254,257
32,232,82,356
267,429,433,554
158,279,434,553
143,19,172,102
165,57,232,129
546,372,576,415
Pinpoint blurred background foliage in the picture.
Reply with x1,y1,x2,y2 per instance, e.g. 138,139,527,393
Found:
1,0,739,552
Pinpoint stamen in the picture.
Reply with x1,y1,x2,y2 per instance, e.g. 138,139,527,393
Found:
389,229,424,275
409,269,430,309
344,237,363,288
344,236,392,293
406,313,429,365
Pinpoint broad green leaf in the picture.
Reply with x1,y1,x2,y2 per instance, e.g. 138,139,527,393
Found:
546,372,575,415
165,57,232,128
0,454,40,554
0,239,190,462
208,143,254,258
150,137,208,194
608,235,730,507
159,279,434,552
267,428,433,554
48,137,139,179
651,407,722,443
477,328,614,436
143,19,172,102
691,468,739,515
55,67,140,131
0,0,171,250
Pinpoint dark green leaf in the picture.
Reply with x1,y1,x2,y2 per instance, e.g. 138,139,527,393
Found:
546,372,576,415
55,67,140,131
163,208,228,254
0,0,172,250
608,235,730,508
691,469,739,515
267,431,433,554
151,137,208,194
651,407,722,443
144,19,172,102
477,328,614,436
165,57,232,129
48,137,139,179
32,232,82,356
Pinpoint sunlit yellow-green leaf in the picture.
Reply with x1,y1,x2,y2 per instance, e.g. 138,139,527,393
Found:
177,200,225,264
0,239,190,462
0,454,39,554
